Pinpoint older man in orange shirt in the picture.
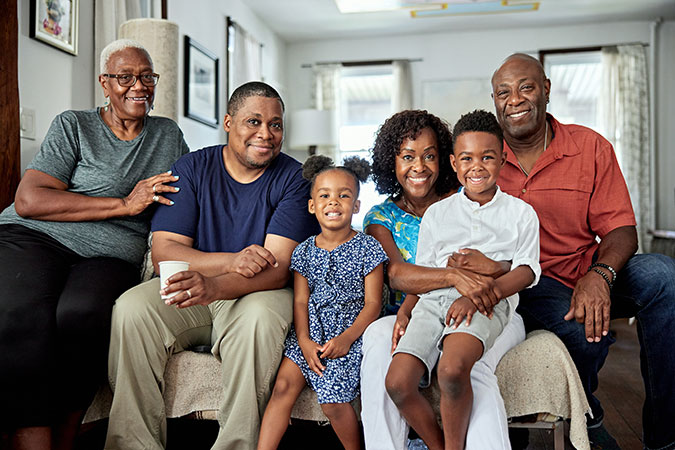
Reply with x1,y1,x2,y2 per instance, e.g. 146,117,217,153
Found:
493,53,675,450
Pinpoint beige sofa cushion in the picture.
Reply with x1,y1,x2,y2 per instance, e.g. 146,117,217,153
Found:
85,330,589,450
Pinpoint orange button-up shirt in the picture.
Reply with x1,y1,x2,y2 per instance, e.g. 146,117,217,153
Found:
498,115,636,289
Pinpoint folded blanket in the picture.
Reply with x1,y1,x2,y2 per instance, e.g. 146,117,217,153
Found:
496,330,591,450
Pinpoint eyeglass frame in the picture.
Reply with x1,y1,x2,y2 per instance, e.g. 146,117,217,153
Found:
102,73,160,87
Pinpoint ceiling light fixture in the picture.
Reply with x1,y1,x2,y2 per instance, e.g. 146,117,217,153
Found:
410,0,539,18
334,0,446,14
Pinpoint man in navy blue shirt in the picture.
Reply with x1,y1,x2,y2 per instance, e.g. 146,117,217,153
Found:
105,82,318,450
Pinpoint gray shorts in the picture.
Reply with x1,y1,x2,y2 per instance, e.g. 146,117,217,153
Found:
393,294,511,387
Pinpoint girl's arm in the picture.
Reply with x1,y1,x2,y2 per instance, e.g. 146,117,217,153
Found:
319,263,385,359
293,271,325,375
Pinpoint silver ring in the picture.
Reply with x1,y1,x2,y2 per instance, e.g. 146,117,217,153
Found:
152,195,159,202
186,289,192,299
152,184,158,193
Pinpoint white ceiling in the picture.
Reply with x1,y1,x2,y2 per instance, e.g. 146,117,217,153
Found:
245,0,675,43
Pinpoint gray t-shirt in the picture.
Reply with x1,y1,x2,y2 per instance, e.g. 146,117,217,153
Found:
0,108,189,266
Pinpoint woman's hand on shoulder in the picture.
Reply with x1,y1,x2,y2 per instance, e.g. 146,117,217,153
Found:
123,171,179,215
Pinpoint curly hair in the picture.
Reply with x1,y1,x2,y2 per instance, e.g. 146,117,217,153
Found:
452,109,504,147
370,110,458,197
302,155,371,196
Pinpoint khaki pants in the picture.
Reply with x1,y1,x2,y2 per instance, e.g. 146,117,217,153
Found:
105,278,293,450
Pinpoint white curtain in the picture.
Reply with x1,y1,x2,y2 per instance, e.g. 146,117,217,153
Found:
600,44,651,252
94,0,159,104
230,23,262,93
392,60,412,113
311,64,341,160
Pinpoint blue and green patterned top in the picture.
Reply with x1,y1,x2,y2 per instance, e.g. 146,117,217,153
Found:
363,197,421,314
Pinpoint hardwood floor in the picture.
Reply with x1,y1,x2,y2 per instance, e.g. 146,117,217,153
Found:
595,319,644,449
524,318,644,450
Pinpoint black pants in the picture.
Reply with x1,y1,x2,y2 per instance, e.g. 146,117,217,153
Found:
0,224,139,429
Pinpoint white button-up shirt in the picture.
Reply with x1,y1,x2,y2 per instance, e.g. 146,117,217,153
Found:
416,187,541,313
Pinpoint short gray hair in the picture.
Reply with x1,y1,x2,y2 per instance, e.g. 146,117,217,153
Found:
100,39,153,73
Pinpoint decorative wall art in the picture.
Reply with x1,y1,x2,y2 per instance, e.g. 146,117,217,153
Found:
30,0,79,55
184,36,219,127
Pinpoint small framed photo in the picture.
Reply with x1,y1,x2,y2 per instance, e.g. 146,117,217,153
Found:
184,36,219,128
30,0,79,56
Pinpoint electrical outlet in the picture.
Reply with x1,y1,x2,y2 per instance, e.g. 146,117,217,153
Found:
20,107,36,140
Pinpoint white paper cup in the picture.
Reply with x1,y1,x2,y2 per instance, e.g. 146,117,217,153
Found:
159,260,190,300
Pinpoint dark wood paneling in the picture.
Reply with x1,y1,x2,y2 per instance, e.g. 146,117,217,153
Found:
0,1,21,210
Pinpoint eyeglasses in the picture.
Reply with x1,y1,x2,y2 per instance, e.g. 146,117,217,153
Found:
103,73,160,87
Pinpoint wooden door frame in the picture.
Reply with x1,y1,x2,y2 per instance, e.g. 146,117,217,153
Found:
0,1,20,210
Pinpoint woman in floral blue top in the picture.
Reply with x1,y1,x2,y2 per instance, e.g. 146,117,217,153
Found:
361,110,525,450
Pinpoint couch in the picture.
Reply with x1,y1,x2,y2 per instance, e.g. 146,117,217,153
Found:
85,328,590,450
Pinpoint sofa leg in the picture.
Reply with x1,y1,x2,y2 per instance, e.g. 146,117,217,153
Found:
553,420,564,450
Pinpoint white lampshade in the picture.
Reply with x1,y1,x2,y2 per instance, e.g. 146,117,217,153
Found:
288,109,336,153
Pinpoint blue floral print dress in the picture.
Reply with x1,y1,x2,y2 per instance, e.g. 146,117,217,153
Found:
284,231,388,404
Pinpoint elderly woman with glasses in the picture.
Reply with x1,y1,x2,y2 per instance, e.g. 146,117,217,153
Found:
0,39,188,450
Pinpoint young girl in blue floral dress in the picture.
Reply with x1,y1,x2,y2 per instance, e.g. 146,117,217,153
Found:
258,155,388,450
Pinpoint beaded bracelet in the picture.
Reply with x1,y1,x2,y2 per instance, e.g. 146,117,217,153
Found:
589,262,617,285
590,267,613,290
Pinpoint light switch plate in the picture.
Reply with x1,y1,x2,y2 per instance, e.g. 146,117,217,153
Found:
20,107,36,140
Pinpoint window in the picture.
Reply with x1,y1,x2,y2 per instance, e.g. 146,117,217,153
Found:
338,65,392,228
543,50,602,133
226,18,263,103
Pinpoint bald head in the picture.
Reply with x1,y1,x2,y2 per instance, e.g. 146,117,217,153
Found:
490,53,551,143
491,53,546,86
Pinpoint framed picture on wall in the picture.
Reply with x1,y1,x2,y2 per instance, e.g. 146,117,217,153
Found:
30,0,79,56
184,36,219,128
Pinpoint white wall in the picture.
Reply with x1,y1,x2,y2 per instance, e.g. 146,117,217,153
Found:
17,0,95,173
286,20,675,230
16,0,287,171
167,0,287,151
15,7,673,229
655,21,675,230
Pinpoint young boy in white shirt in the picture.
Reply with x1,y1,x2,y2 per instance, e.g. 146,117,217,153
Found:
384,110,541,450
